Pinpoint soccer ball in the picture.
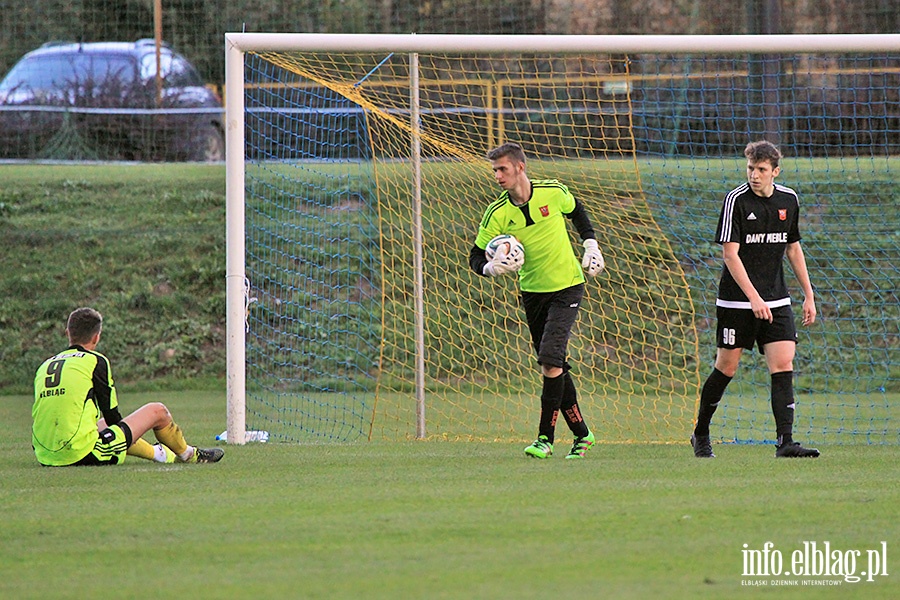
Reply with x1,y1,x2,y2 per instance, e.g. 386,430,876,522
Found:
485,234,525,271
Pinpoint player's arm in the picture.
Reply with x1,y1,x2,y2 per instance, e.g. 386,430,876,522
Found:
785,241,816,326
469,242,519,277
92,355,123,425
565,198,596,241
722,241,771,322
469,244,490,276
471,203,503,277
470,210,515,277
566,198,604,276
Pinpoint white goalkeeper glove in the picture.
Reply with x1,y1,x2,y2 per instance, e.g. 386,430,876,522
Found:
582,238,605,277
483,245,523,277
483,259,511,277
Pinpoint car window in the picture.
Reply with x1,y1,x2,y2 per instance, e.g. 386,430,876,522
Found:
140,51,170,83
140,51,204,88
168,55,204,87
0,53,137,93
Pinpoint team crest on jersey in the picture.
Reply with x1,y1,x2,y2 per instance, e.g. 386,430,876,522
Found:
778,209,787,221
539,205,549,217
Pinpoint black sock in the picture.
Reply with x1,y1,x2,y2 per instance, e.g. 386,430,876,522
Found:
771,371,795,445
538,373,565,443
693,368,732,437
560,372,590,438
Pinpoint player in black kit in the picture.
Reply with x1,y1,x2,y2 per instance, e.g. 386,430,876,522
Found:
691,140,820,459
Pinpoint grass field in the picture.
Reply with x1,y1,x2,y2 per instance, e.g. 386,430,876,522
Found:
0,164,226,394
2,389,897,599
0,160,896,598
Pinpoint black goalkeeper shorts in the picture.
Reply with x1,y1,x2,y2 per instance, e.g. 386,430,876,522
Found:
521,283,584,368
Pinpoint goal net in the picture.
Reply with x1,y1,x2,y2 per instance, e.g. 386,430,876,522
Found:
225,34,900,446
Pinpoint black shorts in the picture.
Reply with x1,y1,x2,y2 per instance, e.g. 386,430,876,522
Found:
716,304,797,354
73,422,133,466
520,283,584,368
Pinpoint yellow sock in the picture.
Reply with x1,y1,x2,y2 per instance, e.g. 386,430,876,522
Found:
153,444,177,463
126,437,156,461
154,421,189,457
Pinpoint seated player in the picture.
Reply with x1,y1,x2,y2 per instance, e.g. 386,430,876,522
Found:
32,307,224,466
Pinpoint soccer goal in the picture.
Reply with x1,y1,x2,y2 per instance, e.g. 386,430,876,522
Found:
225,33,900,446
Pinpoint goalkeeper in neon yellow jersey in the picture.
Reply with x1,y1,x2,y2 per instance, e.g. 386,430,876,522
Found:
469,142,605,459
32,307,224,466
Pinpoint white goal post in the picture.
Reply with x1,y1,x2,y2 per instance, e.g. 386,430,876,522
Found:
224,33,900,445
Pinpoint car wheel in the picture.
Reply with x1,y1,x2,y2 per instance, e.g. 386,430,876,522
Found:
189,123,225,162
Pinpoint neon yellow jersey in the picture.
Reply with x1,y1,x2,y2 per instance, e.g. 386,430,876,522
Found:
475,179,585,292
32,347,119,466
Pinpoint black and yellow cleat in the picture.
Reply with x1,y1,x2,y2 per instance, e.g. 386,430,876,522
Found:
193,447,225,463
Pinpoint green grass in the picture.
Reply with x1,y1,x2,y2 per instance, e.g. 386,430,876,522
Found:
2,390,897,599
0,164,226,394
0,160,896,596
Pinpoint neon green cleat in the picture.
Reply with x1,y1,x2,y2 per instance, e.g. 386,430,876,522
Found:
565,430,596,459
524,435,553,459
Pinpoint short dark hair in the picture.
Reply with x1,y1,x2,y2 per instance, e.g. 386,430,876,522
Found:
744,140,782,168
486,142,526,165
66,307,103,345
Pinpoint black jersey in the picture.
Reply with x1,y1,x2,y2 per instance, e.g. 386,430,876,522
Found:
714,182,801,309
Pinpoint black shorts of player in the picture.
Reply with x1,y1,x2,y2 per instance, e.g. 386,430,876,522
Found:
73,421,133,466
520,283,584,368
716,304,797,354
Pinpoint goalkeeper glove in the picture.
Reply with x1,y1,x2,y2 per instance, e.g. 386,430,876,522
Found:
582,238,605,277
483,245,523,277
